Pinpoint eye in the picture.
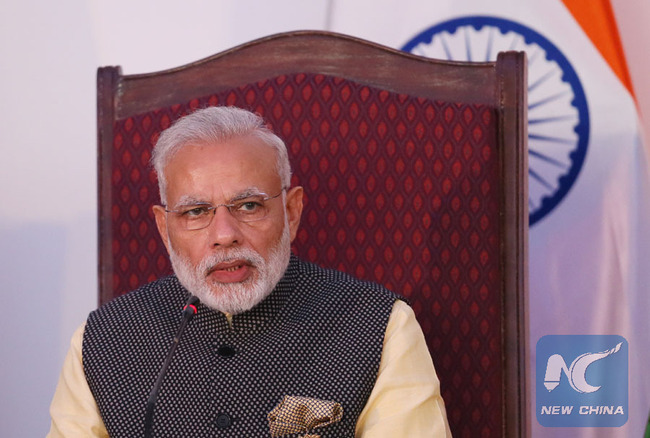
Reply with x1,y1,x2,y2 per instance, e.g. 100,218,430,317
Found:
236,200,264,213
181,206,212,217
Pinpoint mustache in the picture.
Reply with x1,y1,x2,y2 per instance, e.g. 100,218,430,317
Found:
197,247,265,277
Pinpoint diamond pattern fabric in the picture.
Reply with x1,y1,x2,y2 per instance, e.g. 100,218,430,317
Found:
109,73,501,437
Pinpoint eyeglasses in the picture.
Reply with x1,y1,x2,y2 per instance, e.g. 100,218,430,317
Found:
164,189,286,231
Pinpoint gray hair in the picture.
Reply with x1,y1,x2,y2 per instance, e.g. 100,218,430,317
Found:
151,106,291,204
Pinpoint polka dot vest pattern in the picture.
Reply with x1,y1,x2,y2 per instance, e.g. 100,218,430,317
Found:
83,256,398,437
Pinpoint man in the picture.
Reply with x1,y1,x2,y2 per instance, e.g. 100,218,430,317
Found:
48,106,451,437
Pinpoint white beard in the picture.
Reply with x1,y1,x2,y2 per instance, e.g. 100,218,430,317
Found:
168,223,291,314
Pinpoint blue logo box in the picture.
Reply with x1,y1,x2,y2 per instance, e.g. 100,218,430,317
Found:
536,335,628,427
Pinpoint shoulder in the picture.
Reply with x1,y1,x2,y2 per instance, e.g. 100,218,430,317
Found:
87,276,186,328
93,276,183,310
293,258,401,308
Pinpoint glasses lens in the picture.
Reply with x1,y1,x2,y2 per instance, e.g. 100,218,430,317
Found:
230,196,269,222
177,205,214,230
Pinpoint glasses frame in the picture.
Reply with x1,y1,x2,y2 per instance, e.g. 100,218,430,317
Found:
163,188,287,230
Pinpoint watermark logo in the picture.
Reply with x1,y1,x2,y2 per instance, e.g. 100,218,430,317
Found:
544,342,623,393
536,335,628,427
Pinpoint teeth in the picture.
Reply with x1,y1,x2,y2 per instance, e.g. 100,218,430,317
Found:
224,265,240,272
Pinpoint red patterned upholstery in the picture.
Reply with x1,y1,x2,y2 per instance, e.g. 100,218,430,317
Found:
98,32,528,437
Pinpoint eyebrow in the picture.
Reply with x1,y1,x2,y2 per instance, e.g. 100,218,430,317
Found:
172,195,211,209
173,187,266,208
229,187,266,202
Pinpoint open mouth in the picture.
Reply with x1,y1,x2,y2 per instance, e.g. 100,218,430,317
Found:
206,260,254,283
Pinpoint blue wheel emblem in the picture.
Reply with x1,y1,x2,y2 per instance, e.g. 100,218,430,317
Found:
402,16,590,226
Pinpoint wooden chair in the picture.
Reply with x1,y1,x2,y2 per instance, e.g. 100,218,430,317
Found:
97,30,529,437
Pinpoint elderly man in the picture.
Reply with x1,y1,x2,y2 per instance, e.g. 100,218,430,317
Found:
48,106,451,437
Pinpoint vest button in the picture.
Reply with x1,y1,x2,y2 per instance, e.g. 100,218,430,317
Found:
215,413,232,429
217,345,237,358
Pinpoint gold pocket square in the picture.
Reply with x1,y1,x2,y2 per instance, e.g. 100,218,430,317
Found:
268,395,343,437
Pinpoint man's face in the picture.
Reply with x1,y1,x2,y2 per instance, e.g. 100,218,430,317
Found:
152,135,303,313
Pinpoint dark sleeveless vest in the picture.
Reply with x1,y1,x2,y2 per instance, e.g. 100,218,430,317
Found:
83,256,397,437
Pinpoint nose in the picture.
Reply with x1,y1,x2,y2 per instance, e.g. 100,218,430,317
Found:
206,205,242,248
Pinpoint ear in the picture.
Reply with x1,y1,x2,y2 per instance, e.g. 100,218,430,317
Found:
152,205,172,255
285,186,304,242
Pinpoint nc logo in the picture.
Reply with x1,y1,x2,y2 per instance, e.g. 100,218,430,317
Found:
536,335,628,427
543,342,623,393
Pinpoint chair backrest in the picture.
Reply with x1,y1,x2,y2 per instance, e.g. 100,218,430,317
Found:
97,30,529,437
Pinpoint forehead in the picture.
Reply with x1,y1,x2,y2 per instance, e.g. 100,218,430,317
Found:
163,135,281,201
